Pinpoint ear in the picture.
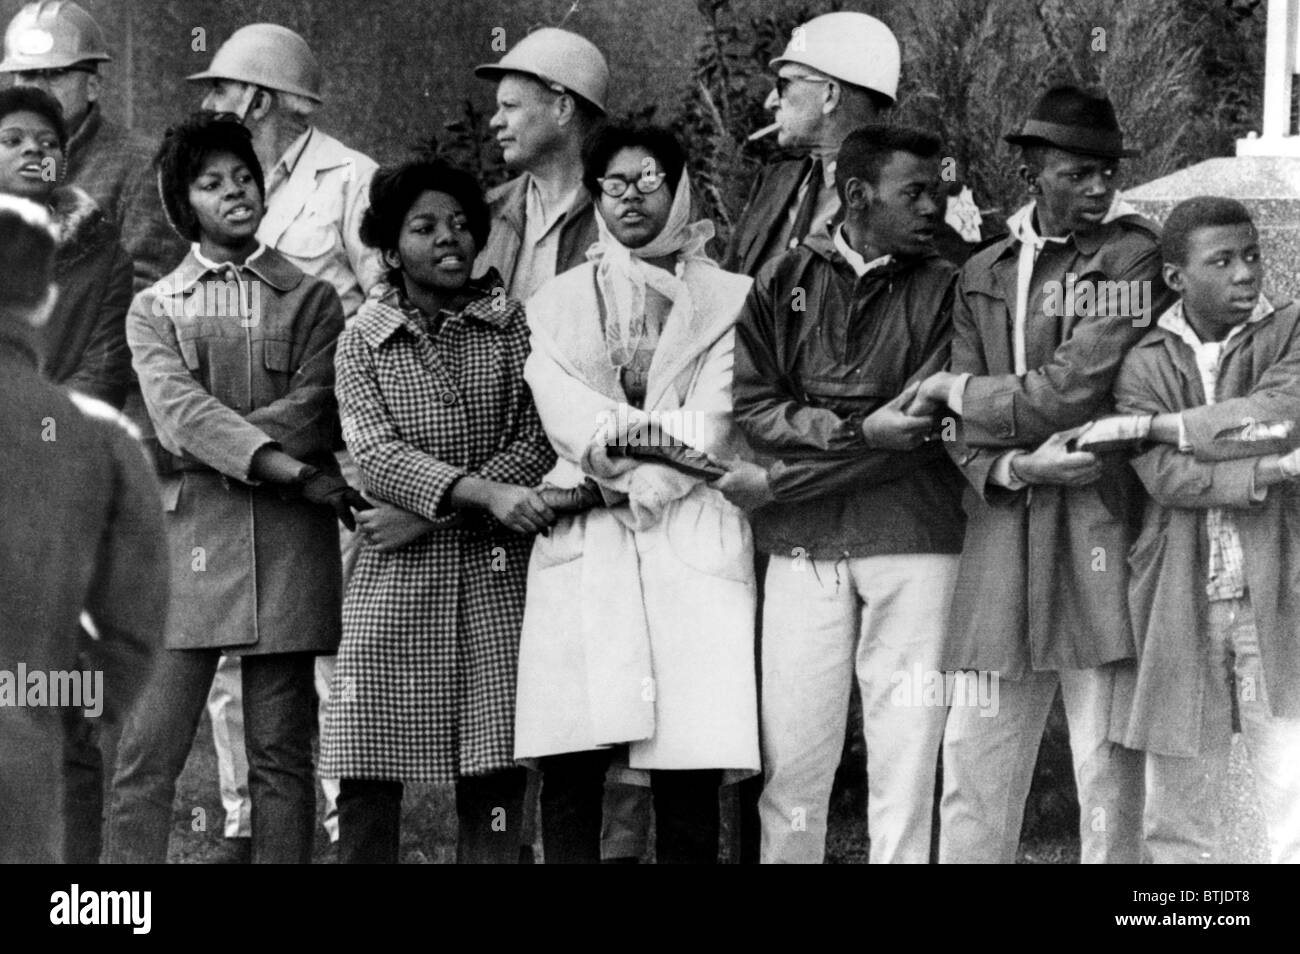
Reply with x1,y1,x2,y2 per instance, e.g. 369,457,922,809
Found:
84,72,102,104
245,88,274,123
1162,261,1185,294
382,249,402,271
1018,163,1039,195
842,176,873,212
553,91,576,128
821,79,841,116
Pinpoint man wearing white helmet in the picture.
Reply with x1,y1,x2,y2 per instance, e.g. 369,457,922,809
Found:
722,12,900,278
0,1,186,292
187,22,384,863
474,27,607,302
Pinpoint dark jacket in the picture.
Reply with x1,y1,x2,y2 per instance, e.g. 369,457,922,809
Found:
0,335,168,862
38,186,134,409
942,212,1171,675
65,104,188,293
475,172,599,296
732,231,965,559
1115,300,1300,756
722,157,809,278
127,247,345,653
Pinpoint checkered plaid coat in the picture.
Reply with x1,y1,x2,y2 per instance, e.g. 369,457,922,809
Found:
320,275,555,782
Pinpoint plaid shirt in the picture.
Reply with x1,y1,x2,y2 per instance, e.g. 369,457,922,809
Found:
1161,300,1271,600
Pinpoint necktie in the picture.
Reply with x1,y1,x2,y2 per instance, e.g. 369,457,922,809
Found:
788,157,823,249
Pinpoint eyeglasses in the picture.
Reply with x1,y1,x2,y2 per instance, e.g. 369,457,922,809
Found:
775,74,831,98
596,171,665,198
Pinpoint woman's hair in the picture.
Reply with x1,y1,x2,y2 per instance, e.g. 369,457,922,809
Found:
0,86,68,152
581,122,686,199
154,111,265,242
359,155,489,260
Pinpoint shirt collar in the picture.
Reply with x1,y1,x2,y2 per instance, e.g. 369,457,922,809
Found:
832,224,892,277
175,243,301,293
1005,193,1139,250
526,175,580,237
272,128,313,180
1156,296,1274,350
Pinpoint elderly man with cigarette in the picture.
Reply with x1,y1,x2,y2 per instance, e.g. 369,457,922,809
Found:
723,12,900,278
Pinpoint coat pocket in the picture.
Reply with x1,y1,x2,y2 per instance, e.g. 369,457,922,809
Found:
277,216,336,263
530,511,587,570
662,491,753,582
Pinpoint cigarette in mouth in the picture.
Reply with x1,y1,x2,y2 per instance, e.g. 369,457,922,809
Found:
747,122,781,142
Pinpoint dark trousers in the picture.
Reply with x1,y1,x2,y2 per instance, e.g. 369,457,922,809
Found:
539,750,722,864
105,648,316,864
60,708,122,864
338,769,526,864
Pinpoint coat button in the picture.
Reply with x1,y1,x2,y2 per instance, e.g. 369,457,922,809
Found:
440,389,457,406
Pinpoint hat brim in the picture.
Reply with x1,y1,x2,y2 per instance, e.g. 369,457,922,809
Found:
1004,132,1139,159
473,63,606,114
184,68,323,103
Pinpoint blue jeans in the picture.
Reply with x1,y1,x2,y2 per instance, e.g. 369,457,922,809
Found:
105,649,317,864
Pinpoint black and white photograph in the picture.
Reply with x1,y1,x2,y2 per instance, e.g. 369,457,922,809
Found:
0,0,1293,927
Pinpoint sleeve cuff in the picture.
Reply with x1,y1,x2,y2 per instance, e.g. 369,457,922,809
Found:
990,450,1028,490
948,373,971,415
1177,413,1192,453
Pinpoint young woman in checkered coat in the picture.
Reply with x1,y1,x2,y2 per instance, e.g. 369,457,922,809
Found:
321,157,556,864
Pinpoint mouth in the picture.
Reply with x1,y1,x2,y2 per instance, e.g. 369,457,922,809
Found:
619,211,646,224
224,205,255,224
17,161,44,178
433,253,468,270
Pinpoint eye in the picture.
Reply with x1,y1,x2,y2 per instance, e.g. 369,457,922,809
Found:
1244,250,1260,263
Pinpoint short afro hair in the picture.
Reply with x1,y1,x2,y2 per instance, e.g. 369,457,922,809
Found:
1161,196,1256,266
581,122,686,200
359,156,490,264
835,123,942,202
0,86,68,152
154,112,266,243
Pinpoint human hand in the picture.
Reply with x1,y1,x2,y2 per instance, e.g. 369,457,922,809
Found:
1013,430,1104,486
709,458,776,511
862,382,937,451
483,483,557,534
356,501,437,551
905,371,959,417
298,467,372,531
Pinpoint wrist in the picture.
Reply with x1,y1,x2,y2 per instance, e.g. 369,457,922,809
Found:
1008,451,1032,485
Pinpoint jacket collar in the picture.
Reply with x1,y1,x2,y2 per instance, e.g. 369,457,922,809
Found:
995,194,1140,259
804,227,936,278
49,185,106,254
489,173,593,236
1144,296,1275,355
171,244,304,293
356,268,511,349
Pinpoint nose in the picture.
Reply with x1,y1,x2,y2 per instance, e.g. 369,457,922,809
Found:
489,109,505,131
764,87,779,112
1231,259,1257,285
222,178,246,200
917,192,939,218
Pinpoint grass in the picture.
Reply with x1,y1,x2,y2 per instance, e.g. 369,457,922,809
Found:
169,711,1081,864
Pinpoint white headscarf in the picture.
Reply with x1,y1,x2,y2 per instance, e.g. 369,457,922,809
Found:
587,168,716,368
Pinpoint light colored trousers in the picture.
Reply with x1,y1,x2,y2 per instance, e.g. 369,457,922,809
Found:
759,552,958,864
1145,597,1300,864
939,661,1144,863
